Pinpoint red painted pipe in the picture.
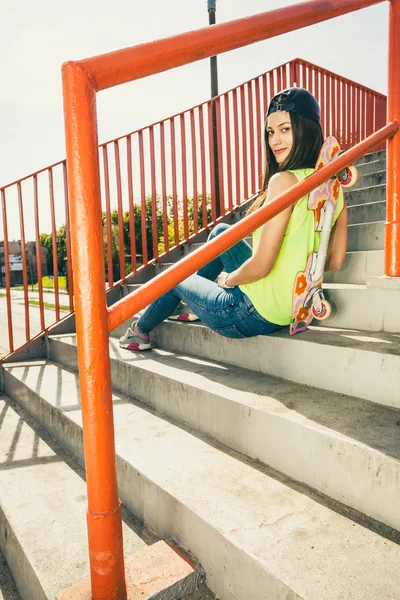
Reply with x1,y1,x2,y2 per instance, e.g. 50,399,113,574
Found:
385,0,400,276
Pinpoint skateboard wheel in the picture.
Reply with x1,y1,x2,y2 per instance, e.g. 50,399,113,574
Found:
339,165,358,188
311,300,331,320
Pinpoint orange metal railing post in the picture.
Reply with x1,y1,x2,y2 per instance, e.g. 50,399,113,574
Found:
62,62,127,599
386,0,400,276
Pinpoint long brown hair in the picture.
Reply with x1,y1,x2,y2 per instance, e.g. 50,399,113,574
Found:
247,111,324,214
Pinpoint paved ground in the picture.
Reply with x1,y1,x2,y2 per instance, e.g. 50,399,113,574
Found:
0,552,21,600
0,288,70,357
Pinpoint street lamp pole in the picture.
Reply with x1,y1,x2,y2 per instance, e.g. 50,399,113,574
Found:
208,0,221,217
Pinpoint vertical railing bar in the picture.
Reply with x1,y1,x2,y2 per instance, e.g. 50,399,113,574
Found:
290,59,296,87
138,130,149,262
1,189,14,353
301,62,306,88
126,135,137,273
33,175,45,329
247,81,256,195
254,77,262,190
365,90,369,140
149,126,159,258
190,110,199,234
366,91,371,139
361,88,365,141
62,162,74,312
262,73,268,118
368,91,374,137
48,168,60,322
207,101,217,222
313,67,319,102
354,86,359,145
102,145,114,288
351,84,356,149
114,140,126,281
282,63,288,89
215,97,225,216
321,72,326,136
159,123,169,253
170,118,179,245
224,94,233,212
269,69,275,103
232,88,241,207
365,89,369,141
180,114,189,239
198,105,208,225
346,82,351,149
336,77,341,142
277,67,282,91
17,182,31,340
240,85,249,200
341,81,346,148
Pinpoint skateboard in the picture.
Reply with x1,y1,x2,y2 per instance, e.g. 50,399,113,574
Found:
289,136,358,336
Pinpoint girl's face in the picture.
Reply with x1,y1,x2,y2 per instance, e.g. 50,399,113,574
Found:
266,111,294,166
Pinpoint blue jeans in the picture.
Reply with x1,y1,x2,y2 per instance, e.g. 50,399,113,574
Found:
137,223,281,339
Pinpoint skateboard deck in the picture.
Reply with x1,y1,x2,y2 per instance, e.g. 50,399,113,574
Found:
290,136,354,336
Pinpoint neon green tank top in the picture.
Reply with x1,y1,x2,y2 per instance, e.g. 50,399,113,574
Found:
239,168,344,326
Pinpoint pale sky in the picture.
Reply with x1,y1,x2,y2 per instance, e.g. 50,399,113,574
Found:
0,0,389,239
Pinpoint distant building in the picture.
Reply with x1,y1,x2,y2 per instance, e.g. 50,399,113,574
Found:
0,241,47,287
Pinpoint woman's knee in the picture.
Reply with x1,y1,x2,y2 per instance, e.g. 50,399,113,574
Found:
208,222,230,241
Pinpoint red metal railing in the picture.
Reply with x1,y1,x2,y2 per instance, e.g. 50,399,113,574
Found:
60,0,399,597
99,57,386,285
0,57,387,360
0,161,74,358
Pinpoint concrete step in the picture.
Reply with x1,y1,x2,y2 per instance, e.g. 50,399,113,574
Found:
347,200,385,224
0,549,21,600
143,320,400,410
321,283,400,332
353,169,386,190
356,158,386,177
48,334,400,532
3,362,400,600
0,393,147,600
347,221,383,251
324,250,383,284
355,150,386,165
345,183,386,206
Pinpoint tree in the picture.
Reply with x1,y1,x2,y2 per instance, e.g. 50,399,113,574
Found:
40,194,211,281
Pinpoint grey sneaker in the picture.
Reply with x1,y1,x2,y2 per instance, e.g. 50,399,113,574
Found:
168,302,200,322
119,319,151,351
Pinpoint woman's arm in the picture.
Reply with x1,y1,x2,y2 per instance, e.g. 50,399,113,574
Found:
324,203,348,272
222,171,298,287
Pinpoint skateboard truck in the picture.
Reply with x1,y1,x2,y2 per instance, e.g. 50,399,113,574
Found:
304,286,331,319
333,150,358,187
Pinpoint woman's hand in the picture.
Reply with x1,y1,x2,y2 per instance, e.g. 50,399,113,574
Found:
217,271,234,289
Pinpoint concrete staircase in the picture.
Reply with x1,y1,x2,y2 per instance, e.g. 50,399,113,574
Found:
2,149,400,599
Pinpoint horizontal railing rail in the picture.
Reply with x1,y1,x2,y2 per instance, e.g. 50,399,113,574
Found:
108,122,399,332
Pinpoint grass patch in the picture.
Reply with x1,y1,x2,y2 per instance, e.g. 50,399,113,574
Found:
42,276,67,291
29,300,70,311
0,292,6,298
14,276,67,292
